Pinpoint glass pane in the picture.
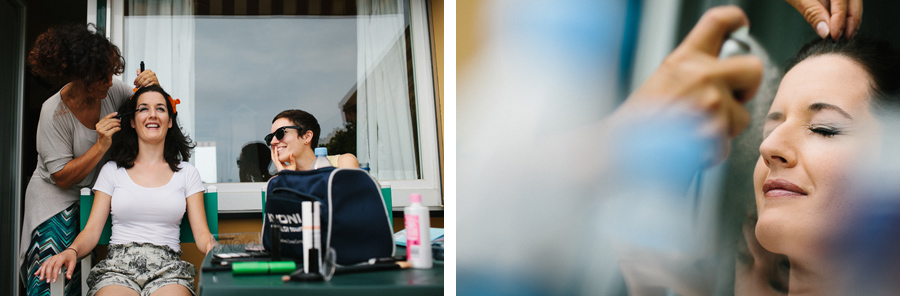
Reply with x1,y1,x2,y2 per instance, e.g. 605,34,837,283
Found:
123,0,422,183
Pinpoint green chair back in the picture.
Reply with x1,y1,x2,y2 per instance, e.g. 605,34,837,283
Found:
79,187,219,244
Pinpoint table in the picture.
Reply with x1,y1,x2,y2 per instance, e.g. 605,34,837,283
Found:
198,246,444,295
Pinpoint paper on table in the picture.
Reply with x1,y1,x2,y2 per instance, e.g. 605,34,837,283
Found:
394,228,444,246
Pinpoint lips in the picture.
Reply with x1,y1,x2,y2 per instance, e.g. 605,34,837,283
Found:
763,179,808,198
145,123,160,128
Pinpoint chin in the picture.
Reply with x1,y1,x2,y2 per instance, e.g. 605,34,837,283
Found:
755,208,801,255
757,211,832,263
754,211,786,254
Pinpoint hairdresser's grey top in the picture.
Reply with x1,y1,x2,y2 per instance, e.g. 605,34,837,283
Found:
18,79,132,268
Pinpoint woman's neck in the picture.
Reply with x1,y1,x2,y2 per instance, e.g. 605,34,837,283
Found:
295,148,316,171
787,255,845,296
134,140,167,166
60,81,97,111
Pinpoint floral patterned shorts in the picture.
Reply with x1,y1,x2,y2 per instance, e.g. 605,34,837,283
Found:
86,242,196,296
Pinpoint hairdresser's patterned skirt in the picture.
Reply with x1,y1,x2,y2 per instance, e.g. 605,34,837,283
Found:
22,203,81,296
87,242,197,296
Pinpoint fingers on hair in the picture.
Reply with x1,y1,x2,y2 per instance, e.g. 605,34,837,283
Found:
845,1,863,39
828,0,848,40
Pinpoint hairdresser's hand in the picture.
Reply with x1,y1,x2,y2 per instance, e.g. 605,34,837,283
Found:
34,249,77,284
785,0,862,40
133,69,159,88
615,6,762,164
96,112,122,151
271,146,297,171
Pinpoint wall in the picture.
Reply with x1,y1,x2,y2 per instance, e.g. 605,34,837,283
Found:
430,0,444,201
2,1,26,294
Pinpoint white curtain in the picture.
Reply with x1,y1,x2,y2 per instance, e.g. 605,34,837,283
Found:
356,0,417,180
124,0,195,140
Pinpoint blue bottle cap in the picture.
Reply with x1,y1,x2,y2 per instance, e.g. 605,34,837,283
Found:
314,147,328,156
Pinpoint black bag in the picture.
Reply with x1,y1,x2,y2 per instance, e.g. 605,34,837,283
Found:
263,167,395,266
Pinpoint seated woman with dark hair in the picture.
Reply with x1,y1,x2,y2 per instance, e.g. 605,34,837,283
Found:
35,85,215,296
751,36,900,295
267,109,360,171
19,23,159,296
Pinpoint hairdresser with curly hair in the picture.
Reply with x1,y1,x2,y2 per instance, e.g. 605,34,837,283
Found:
18,23,159,296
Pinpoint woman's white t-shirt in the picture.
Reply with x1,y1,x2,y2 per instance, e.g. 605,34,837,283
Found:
92,161,205,252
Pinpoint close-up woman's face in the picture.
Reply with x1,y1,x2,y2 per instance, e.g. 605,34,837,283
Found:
270,118,305,162
753,54,882,258
131,91,172,143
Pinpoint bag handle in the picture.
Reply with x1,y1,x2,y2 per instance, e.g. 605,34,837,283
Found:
271,187,320,202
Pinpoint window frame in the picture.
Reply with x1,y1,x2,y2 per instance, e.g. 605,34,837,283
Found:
91,0,442,212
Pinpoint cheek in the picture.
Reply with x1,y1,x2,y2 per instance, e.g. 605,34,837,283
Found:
803,144,855,198
753,157,767,200
284,137,298,148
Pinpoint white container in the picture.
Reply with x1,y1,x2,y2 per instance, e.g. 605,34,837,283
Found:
301,201,313,273
404,193,432,269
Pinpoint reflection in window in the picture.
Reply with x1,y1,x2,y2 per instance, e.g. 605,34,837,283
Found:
123,0,422,183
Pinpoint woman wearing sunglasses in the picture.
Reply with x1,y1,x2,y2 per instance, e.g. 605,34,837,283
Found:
267,109,360,171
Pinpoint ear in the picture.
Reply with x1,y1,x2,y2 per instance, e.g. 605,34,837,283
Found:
168,118,173,129
130,118,135,129
303,130,314,140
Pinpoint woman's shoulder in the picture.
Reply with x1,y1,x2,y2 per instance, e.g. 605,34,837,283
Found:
177,161,199,172
39,91,68,122
100,160,121,171
96,161,124,181
335,153,360,168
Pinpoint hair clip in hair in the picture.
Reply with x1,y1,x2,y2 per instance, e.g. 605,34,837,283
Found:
169,96,180,113
128,87,181,113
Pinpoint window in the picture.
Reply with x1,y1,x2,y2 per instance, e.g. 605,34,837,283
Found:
91,0,441,211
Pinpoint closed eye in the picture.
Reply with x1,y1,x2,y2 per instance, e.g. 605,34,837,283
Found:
809,124,840,137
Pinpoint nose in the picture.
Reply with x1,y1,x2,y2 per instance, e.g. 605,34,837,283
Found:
758,125,797,169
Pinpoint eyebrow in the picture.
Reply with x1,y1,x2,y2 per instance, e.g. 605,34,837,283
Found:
809,102,853,119
765,102,854,122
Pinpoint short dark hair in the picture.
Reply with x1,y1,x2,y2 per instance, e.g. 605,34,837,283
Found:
786,37,900,114
272,109,322,148
27,23,125,86
109,85,194,172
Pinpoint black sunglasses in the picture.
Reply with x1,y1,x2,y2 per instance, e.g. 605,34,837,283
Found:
265,126,303,146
